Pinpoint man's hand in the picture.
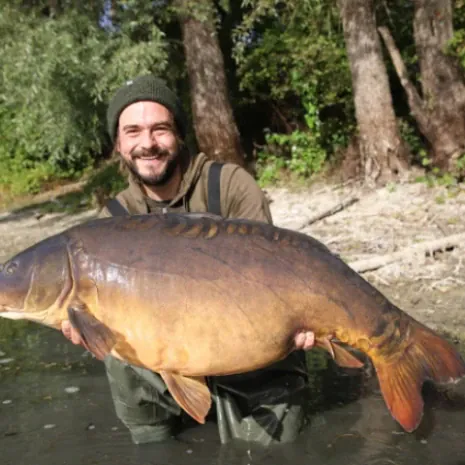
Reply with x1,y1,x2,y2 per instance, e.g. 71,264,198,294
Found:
61,319,104,360
294,331,315,351
61,320,83,345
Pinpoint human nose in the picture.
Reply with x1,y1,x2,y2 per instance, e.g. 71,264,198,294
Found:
139,129,157,150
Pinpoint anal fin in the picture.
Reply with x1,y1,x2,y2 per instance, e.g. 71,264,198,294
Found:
68,304,116,360
160,371,212,424
331,342,364,368
316,337,364,369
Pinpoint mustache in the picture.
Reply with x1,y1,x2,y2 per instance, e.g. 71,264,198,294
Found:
131,146,170,159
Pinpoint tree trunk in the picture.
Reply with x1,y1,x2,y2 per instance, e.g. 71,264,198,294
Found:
338,0,409,185
177,0,245,166
48,0,59,15
109,0,117,20
412,0,465,170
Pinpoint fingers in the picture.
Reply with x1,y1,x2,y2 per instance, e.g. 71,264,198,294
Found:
294,331,315,351
302,331,315,350
61,320,83,346
61,320,105,360
61,320,72,340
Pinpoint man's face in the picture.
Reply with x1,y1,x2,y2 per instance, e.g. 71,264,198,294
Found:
117,101,181,187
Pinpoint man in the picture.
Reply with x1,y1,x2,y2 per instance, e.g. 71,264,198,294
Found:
61,74,315,446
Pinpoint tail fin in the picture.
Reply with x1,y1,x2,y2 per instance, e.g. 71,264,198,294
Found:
373,321,465,432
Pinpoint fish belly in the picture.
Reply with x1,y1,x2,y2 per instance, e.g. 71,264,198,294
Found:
93,273,308,377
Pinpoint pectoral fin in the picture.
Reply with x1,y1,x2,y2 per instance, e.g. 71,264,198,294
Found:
68,303,116,360
316,337,364,369
160,371,211,424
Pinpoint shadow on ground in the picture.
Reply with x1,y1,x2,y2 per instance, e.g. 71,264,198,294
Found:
0,190,92,224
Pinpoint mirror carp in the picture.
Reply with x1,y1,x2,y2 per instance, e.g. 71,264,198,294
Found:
0,212,464,433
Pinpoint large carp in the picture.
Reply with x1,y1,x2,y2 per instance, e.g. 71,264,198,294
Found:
0,212,464,433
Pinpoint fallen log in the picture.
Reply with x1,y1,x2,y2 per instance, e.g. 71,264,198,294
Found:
297,196,359,230
348,232,465,273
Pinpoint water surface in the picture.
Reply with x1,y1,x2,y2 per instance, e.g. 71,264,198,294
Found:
1,321,464,465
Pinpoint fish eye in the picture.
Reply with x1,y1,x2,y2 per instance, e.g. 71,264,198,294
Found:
5,262,18,275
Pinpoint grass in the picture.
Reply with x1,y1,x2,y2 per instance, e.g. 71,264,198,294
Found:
0,160,128,216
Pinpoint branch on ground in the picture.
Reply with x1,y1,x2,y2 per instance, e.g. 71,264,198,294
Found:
348,232,465,273
297,196,359,230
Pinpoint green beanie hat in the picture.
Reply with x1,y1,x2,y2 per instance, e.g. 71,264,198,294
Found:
106,75,187,143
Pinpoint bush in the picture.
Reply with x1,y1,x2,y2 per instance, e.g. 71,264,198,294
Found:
234,0,354,184
0,3,168,195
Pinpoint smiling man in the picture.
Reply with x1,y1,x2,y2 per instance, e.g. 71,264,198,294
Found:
116,98,183,198
121,104,179,181
61,74,315,446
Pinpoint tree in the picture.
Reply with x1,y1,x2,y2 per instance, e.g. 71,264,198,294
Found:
379,0,465,173
338,0,409,185
0,1,168,194
176,0,246,166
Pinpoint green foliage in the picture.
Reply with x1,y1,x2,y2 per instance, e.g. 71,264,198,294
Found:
456,153,465,171
415,168,463,189
397,118,426,161
4,161,128,216
235,0,350,104
1,0,464,200
256,97,327,185
0,151,57,197
447,1,465,69
256,130,326,186
0,2,168,195
82,161,128,200
234,0,354,185
255,154,287,186
447,29,465,70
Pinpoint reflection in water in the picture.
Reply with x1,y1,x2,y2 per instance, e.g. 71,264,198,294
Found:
1,320,464,465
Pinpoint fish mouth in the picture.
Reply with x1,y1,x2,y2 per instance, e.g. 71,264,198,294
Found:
0,309,51,326
0,304,31,321
0,306,61,328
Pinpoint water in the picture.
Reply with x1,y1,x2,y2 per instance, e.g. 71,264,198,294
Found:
1,321,464,465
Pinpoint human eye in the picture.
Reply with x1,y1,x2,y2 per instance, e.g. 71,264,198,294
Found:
124,126,140,137
154,122,174,135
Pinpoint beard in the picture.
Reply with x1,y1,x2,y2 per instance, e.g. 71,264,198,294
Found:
123,145,180,187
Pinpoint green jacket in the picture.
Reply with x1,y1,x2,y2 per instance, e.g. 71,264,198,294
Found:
99,152,273,222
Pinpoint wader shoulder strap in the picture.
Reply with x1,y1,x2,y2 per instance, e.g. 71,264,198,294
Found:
105,198,129,216
207,162,224,216
105,161,224,217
